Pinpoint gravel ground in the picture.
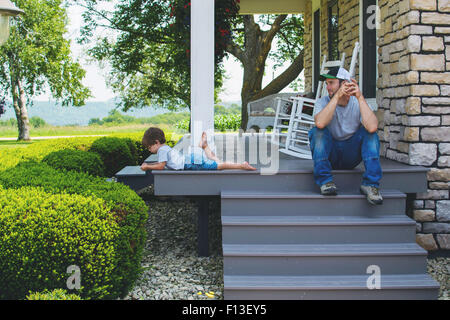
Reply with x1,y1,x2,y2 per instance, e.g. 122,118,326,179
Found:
122,185,449,300
122,186,224,300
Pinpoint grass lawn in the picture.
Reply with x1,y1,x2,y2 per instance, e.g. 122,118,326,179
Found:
0,123,187,138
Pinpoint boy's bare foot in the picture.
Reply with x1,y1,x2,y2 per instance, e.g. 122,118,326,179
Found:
199,131,208,149
241,161,257,171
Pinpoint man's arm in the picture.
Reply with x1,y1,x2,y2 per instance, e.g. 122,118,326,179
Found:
140,162,166,171
348,79,378,133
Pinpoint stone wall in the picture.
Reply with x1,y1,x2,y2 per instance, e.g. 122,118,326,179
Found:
376,0,450,252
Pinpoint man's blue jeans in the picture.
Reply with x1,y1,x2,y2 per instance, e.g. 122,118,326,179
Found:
308,126,382,188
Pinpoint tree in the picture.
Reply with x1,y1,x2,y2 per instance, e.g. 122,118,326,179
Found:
226,15,304,129
77,1,304,129
0,0,90,141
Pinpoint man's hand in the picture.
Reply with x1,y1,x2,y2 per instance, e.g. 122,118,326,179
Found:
346,79,363,99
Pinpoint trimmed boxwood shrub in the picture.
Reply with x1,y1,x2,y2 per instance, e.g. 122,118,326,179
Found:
88,137,137,177
0,186,120,299
0,162,149,299
42,149,105,177
26,289,82,300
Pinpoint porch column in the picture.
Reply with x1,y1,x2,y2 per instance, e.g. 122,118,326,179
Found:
191,0,215,154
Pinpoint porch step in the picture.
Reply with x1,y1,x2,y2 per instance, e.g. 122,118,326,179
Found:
220,189,440,300
224,274,439,300
221,215,416,244
223,243,428,276
221,190,406,216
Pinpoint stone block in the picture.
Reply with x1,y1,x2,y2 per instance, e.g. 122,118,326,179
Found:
427,168,450,181
409,143,437,165
403,127,420,141
423,222,450,233
422,36,445,51
411,54,445,71
439,0,450,12
421,72,450,84
416,234,438,251
408,116,441,126
436,234,450,250
416,189,449,200
413,209,436,222
439,143,450,154
405,97,421,115
430,182,450,190
410,0,436,10
411,85,441,96
422,12,450,25
438,156,450,167
437,201,450,222
421,127,450,142
406,35,422,52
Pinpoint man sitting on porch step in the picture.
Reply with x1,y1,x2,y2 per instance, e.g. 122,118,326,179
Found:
308,67,383,205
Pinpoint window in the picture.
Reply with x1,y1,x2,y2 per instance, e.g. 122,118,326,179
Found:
328,0,339,61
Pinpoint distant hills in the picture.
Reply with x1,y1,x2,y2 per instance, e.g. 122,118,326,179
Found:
0,99,183,126
0,99,241,126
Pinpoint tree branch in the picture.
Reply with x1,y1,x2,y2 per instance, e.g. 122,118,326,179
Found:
253,50,304,100
225,40,245,63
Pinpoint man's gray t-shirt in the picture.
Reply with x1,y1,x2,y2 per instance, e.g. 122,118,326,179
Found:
157,145,185,170
313,95,362,141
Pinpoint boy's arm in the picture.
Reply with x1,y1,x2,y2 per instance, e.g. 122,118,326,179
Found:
140,162,166,171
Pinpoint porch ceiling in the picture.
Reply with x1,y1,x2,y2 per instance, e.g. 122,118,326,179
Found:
239,0,307,14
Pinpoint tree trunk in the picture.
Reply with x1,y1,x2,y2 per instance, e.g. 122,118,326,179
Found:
226,15,305,130
11,78,31,141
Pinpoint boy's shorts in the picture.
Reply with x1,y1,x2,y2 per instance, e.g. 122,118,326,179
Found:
184,151,218,171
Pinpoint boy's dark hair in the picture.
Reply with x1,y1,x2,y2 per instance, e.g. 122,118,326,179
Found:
142,127,166,148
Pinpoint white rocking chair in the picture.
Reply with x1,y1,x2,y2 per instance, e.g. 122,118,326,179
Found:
273,42,360,159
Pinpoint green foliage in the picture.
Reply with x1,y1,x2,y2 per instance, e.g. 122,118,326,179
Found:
88,111,190,127
88,137,137,177
26,289,82,300
42,149,105,177
75,0,239,111
0,185,120,299
0,0,91,106
176,114,241,132
30,116,47,128
0,118,17,127
0,161,149,299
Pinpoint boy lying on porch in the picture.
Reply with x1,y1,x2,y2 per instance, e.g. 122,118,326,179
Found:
140,127,257,172
309,66,383,205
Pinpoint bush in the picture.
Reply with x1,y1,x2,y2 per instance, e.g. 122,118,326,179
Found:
42,149,105,177
0,186,120,299
30,116,47,128
0,162,149,299
26,289,82,300
175,114,241,132
88,137,137,177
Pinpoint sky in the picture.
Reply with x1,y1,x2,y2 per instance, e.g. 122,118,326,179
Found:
36,4,302,104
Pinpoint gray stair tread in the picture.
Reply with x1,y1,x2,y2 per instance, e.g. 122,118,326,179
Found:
221,215,415,226
222,243,426,256
224,274,440,290
221,190,405,199
115,166,146,177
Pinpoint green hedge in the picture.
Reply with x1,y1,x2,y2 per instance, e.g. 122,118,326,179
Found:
0,162,149,299
88,137,137,177
26,289,82,300
42,149,105,177
0,186,119,299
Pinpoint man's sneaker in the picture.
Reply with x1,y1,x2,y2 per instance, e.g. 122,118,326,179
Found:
320,182,338,196
360,185,383,205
